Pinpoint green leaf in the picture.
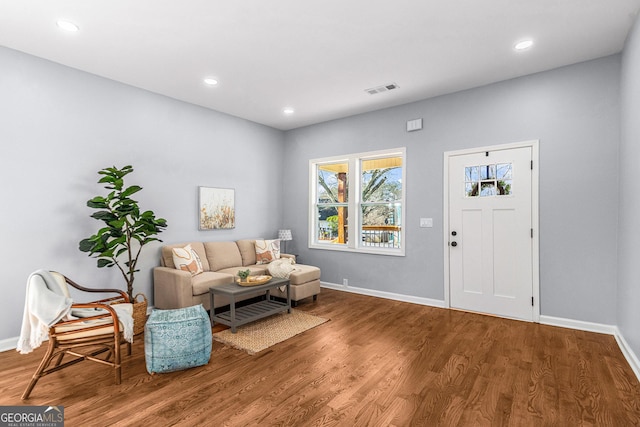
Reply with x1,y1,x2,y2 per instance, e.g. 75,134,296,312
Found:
86,196,108,209
107,236,126,248
121,185,142,197
91,211,117,222
98,175,116,184
78,239,95,252
109,218,126,229
114,205,136,215
97,259,114,268
115,247,128,257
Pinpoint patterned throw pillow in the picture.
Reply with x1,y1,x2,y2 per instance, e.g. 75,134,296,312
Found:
255,239,281,264
172,244,204,276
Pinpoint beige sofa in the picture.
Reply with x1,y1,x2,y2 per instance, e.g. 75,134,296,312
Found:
153,240,320,311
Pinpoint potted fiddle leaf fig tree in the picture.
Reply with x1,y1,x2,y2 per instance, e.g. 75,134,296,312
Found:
79,165,168,334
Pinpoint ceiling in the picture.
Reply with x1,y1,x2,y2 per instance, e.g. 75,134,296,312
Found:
1,1,639,130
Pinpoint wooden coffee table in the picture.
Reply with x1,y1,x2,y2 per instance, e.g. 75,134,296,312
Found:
209,277,290,333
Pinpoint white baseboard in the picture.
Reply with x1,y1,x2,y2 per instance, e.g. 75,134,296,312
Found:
320,281,446,308
0,337,17,353
502,315,640,382
614,327,640,381
539,315,618,335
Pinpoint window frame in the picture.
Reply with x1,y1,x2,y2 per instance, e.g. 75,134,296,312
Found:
309,147,406,256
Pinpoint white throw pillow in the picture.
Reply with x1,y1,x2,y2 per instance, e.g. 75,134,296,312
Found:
255,239,281,264
172,244,203,276
268,258,296,278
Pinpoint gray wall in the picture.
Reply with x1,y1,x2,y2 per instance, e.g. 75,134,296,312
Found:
0,45,626,343
0,47,284,341
284,55,621,325
618,14,640,357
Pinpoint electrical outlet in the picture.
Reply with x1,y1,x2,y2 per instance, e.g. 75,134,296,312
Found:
343,278,348,287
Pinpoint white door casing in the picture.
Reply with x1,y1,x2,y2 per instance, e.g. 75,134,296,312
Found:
443,141,540,322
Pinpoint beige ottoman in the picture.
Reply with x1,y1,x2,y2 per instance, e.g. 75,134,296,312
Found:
272,264,320,306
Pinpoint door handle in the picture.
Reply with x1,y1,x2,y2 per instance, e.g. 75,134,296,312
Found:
451,241,458,247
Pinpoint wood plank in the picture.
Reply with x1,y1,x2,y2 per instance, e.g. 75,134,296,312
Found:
1,288,639,426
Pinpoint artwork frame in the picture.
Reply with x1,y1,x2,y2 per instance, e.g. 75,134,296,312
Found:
199,187,235,230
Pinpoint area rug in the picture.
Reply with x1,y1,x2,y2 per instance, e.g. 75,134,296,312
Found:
212,309,329,355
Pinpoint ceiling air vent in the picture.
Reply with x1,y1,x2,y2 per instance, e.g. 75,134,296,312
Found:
365,83,399,95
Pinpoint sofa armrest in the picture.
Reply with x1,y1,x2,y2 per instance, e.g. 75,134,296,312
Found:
281,253,296,262
153,267,193,309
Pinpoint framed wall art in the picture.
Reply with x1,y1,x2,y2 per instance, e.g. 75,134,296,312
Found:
199,187,235,230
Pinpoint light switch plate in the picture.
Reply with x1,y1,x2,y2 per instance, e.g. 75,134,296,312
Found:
407,118,423,132
420,218,433,228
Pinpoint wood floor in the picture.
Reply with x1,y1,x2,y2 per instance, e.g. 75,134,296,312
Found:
2,288,640,426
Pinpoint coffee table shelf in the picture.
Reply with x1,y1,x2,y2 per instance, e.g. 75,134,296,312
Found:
209,277,290,333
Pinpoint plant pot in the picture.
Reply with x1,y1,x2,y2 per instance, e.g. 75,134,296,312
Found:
132,293,148,335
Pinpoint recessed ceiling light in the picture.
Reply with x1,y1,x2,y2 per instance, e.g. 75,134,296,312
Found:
203,77,218,86
57,20,79,32
514,39,534,51
283,108,295,115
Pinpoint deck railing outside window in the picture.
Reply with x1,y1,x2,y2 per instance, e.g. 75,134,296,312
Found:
361,225,401,248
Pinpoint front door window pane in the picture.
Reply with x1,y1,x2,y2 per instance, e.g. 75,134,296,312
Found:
497,163,512,180
465,162,513,197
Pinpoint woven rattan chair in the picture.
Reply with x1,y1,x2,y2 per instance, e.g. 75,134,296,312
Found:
21,271,133,400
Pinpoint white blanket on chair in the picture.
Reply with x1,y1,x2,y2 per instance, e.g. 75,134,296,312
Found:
17,270,73,354
112,304,134,343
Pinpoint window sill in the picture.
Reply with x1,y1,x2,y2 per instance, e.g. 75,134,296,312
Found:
309,243,405,257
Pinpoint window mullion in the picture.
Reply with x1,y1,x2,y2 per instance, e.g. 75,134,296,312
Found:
347,156,357,249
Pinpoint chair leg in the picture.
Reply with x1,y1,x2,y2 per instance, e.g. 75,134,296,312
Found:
313,294,318,301
53,352,65,367
114,335,122,385
22,341,56,400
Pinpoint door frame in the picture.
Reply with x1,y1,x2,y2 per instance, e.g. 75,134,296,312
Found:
443,140,540,322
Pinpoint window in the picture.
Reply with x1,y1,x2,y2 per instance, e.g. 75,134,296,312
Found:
310,148,405,256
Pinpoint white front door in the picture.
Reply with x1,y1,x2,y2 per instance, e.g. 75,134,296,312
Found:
447,145,535,321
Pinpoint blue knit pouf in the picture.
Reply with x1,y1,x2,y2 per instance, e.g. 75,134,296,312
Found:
144,304,212,374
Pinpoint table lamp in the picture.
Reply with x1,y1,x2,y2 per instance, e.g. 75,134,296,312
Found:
278,229,292,254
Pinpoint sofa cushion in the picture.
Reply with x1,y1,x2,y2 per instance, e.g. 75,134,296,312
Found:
236,239,257,266
204,241,243,272
161,242,210,272
255,239,280,264
171,244,203,276
191,272,234,296
288,264,321,286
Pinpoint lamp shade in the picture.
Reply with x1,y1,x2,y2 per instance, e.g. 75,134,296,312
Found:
278,229,292,241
